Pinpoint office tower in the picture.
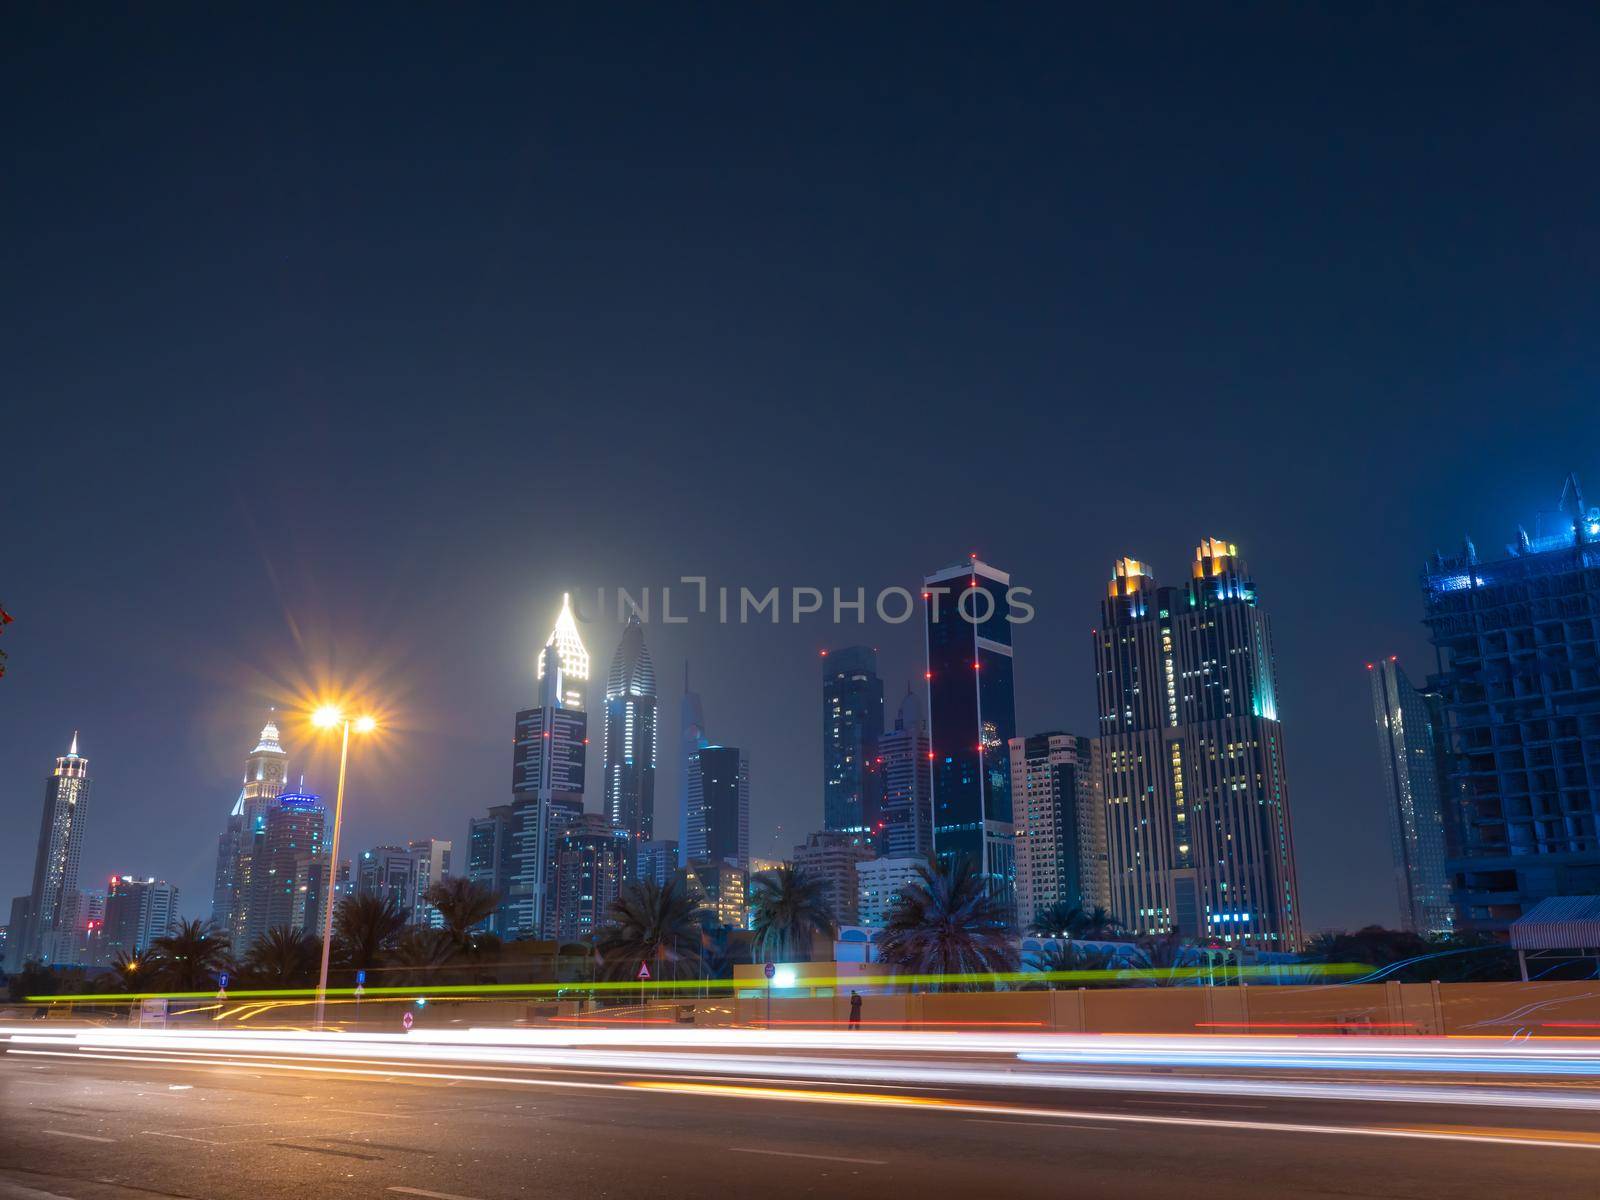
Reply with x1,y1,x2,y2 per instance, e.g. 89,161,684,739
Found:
684,745,749,869
102,876,180,959
1096,540,1303,949
685,859,748,929
468,805,517,936
678,664,709,867
855,856,927,929
1422,475,1600,930
924,558,1018,901
357,846,419,914
511,597,590,940
19,734,93,965
77,888,107,967
554,812,629,943
1009,733,1109,927
1368,658,1455,935
793,830,876,926
212,715,290,941
636,839,680,886
604,612,658,865
409,838,453,928
823,646,885,833
3,897,30,970
879,687,933,861
238,785,328,949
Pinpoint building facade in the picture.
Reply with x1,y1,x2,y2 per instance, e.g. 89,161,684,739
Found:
553,812,629,943
1422,476,1600,931
1368,658,1455,935
239,786,328,948
467,805,518,936
603,612,658,868
878,688,933,861
1095,540,1303,949
855,856,926,929
684,745,749,869
212,716,290,942
793,830,877,927
408,838,453,928
1008,732,1109,926
678,665,709,867
924,558,1018,903
823,646,885,833
17,734,93,965
636,839,680,886
685,859,748,930
102,876,180,959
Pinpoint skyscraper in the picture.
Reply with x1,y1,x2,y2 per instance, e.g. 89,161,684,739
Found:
409,838,453,928
684,745,749,869
793,830,876,927
357,846,418,910
18,734,93,965
822,646,885,833
1008,733,1108,926
924,558,1018,902
1368,658,1454,935
240,785,328,948
553,812,629,943
510,596,590,939
212,715,290,942
879,687,933,861
636,839,680,886
603,612,658,866
467,804,517,936
678,664,709,868
855,856,926,929
1422,475,1600,931
1095,540,1303,949
102,876,181,959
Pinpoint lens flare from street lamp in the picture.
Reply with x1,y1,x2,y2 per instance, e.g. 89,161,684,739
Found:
312,705,343,728
354,715,377,733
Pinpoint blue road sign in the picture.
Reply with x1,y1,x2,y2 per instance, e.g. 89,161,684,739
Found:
356,969,366,985
218,973,229,989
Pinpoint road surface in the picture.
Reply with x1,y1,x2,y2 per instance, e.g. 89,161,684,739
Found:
4,1028,1600,1199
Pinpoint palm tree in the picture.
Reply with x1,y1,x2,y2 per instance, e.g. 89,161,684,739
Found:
104,947,147,992
1027,901,1083,938
1077,907,1124,939
877,859,1019,989
333,893,410,975
1026,941,1118,987
146,918,231,991
242,926,322,987
594,876,708,985
749,864,837,963
388,928,459,986
422,877,500,949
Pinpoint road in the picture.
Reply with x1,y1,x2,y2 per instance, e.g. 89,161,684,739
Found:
5,1027,1600,1199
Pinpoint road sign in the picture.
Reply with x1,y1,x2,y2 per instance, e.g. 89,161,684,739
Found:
402,1010,414,1030
637,962,651,981
764,961,776,979
353,984,365,999
355,969,366,986
218,973,229,989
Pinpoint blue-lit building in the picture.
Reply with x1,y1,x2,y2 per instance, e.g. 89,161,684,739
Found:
678,664,709,868
241,784,327,947
924,558,1017,909
1095,541,1302,949
822,646,885,834
1422,475,1600,932
1368,658,1455,935
603,612,657,869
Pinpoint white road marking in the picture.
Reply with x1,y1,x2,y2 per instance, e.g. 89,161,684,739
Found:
167,1084,193,1091
41,1129,114,1143
141,1130,225,1145
967,1118,1110,1131
387,1188,488,1200
728,1147,886,1165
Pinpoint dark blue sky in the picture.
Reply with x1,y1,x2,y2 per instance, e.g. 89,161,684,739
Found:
4,4,1598,933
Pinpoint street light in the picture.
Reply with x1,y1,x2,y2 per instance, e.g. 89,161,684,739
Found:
310,704,377,1031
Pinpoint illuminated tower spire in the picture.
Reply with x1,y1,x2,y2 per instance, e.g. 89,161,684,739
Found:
537,593,589,710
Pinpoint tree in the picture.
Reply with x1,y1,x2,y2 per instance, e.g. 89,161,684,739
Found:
388,928,458,986
877,858,1019,989
594,876,708,984
749,864,838,963
242,927,322,987
105,947,147,992
1305,926,1431,968
1077,907,1125,940
422,877,500,949
1025,941,1119,988
333,893,410,975
1027,901,1083,938
146,919,231,991
6,960,59,1003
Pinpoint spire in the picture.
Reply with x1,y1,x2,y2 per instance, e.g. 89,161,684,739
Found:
69,730,78,756
537,593,590,685
606,610,656,699
251,709,285,756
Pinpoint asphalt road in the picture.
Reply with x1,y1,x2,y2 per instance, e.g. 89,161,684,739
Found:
5,1039,1600,1199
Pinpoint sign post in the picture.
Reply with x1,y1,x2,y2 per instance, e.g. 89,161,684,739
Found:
402,1009,414,1031
764,961,776,1030
637,961,651,1027
216,972,229,1002
354,969,366,1025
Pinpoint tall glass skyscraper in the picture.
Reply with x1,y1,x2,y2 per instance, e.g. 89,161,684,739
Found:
1095,540,1302,949
684,745,749,869
17,734,93,965
1368,657,1454,935
1422,475,1600,931
604,612,658,864
678,664,709,867
879,687,933,861
924,558,1018,904
822,646,885,833
1008,732,1108,925
212,715,290,942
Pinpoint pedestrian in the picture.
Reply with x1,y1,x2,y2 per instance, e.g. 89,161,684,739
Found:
848,989,862,1030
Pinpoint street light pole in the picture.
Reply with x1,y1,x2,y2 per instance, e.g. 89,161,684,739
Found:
314,717,351,1032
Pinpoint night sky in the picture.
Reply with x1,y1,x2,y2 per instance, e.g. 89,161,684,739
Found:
4,5,1599,935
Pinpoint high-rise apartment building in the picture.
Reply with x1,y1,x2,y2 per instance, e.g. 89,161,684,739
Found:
684,745,749,869
603,613,658,867
1368,658,1455,935
678,665,709,867
793,830,877,927
553,813,629,943
16,734,93,965
878,688,933,861
1095,540,1302,948
102,876,180,959
855,856,926,929
924,558,1018,901
823,646,885,833
467,805,517,936
685,859,748,930
357,845,419,912
636,839,680,886
1009,732,1108,926
240,786,328,948
212,716,290,942
408,838,453,928
1422,476,1600,930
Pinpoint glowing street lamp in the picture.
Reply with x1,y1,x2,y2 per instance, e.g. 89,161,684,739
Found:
310,703,378,1031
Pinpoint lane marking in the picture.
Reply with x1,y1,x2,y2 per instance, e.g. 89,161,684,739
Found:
40,1130,114,1143
967,1118,1111,1132
269,1141,381,1161
388,1189,487,1200
167,1085,192,1091
140,1131,226,1145
728,1148,886,1165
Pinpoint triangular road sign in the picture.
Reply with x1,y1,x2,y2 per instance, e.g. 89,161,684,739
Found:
637,962,651,981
